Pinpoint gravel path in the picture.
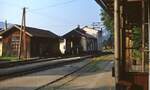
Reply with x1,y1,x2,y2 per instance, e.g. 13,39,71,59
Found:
41,54,115,90
0,54,115,90
0,58,92,90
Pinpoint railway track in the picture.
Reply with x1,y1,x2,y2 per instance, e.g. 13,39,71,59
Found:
34,54,113,90
0,55,93,81
0,51,111,69
0,56,85,68
0,57,58,68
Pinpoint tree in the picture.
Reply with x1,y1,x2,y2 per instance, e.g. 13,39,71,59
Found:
100,9,114,48
100,9,114,34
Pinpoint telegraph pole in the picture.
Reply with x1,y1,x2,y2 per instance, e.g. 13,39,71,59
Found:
23,7,27,59
18,7,27,60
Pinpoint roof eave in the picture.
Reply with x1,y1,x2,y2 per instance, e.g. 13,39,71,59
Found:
14,25,33,37
95,0,114,16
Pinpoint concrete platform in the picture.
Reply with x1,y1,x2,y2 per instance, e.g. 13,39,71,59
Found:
0,56,91,77
0,57,92,90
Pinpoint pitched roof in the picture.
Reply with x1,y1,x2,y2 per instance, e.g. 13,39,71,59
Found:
63,27,96,39
24,26,59,38
0,25,60,39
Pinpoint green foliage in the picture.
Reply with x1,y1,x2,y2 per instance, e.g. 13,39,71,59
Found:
133,49,141,60
132,27,142,49
100,9,114,34
0,56,18,61
132,27,142,60
100,9,114,48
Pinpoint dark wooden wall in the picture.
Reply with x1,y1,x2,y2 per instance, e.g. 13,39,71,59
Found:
65,37,83,55
2,27,31,57
2,27,61,58
30,37,61,57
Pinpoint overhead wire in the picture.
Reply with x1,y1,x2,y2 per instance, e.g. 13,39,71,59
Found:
29,0,79,12
26,0,81,26
0,1,22,8
1,0,93,27
0,1,26,23
1,0,79,24
27,10,75,25
28,11,93,27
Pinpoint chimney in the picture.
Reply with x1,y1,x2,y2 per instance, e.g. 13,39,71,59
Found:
77,24,80,29
4,20,7,31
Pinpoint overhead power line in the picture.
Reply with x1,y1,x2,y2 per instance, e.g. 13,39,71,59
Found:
28,11,75,24
23,11,92,27
0,1,22,8
30,0,79,12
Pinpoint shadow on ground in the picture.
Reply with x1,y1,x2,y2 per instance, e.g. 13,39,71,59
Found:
0,86,116,90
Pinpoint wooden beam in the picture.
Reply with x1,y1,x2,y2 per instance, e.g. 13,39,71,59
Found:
95,0,114,16
114,0,120,83
127,0,141,2
141,0,145,72
148,0,150,89
148,0,150,64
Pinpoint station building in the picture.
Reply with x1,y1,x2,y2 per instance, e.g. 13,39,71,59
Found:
0,25,61,58
63,26,98,55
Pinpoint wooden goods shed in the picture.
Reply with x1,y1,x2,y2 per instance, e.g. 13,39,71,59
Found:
0,25,61,58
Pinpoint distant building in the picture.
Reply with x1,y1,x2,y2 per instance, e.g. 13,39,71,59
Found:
0,25,61,58
63,26,98,55
83,26,103,51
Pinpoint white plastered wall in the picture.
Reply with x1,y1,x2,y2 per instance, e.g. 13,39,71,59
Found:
83,27,102,51
0,36,2,56
59,39,66,54
81,37,87,51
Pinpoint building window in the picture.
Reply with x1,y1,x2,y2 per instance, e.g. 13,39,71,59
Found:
11,35,20,51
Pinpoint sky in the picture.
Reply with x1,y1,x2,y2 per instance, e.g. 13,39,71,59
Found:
0,0,102,35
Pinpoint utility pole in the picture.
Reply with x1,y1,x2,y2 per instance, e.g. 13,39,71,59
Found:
92,22,101,29
18,7,27,60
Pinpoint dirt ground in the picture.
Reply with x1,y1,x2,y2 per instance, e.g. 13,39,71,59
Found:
42,54,115,90
0,54,115,90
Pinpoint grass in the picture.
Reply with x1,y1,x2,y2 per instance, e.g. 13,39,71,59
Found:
87,54,114,72
0,56,18,61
